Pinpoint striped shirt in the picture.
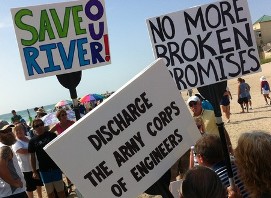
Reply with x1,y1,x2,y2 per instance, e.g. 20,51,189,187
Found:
212,161,250,198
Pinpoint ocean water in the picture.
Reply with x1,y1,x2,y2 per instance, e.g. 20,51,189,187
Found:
0,104,56,124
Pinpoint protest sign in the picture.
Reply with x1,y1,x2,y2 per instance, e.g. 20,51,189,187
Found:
11,0,110,80
45,58,201,198
146,0,261,91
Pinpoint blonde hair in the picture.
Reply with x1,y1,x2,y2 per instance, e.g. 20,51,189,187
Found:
14,123,24,132
235,131,271,197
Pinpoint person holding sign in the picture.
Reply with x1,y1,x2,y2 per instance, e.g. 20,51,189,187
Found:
28,119,66,198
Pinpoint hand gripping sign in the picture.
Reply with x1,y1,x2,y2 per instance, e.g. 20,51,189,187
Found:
44,58,201,198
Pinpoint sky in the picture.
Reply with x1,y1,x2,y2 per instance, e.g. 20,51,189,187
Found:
0,0,270,114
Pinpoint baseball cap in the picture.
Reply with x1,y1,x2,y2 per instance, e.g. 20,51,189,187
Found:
187,96,200,105
0,124,14,131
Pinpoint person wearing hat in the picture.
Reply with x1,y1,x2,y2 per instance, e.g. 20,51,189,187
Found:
36,108,47,119
186,95,232,148
260,76,271,105
0,124,27,198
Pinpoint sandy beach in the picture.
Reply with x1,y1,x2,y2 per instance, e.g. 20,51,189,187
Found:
36,63,271,198
178,62,271,149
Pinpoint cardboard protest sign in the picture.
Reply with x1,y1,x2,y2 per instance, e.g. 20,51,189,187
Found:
147,0,260,91
11,0,110,80
45,58,201,198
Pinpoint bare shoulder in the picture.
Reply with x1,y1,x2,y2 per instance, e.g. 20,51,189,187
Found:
0,146,13,161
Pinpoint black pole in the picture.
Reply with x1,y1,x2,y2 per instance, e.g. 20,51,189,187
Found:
69,88,81,121
198,81,235,188
208,85,235,188
56,71,82,121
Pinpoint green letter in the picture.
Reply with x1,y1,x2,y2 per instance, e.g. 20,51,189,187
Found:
72,5,86,35
14,9,38,46
39,10,56,42
50,8,71,38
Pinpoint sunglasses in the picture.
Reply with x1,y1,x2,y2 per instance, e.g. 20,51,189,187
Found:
189,101,198,107
34,123,44,129
60,113,67,117
0,127,13,134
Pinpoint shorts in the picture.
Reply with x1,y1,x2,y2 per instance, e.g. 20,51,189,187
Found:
238,97,248,104
44,180,65,194
39,169,64,194
39,168,62,184
262,88,270,95
23,171,43,192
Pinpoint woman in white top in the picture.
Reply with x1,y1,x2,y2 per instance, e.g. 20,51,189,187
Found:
12,123,43,198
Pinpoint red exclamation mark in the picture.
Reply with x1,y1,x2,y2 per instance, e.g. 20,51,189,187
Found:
104,34,110,62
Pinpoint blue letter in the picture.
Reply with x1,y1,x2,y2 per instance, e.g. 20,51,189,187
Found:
23,47,43,76
57,40,76,69
90,42,104,64
39,43,61,73
77,38,90,66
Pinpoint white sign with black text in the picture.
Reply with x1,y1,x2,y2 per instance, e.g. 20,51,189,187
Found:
45,58,201,198
147,0,260,90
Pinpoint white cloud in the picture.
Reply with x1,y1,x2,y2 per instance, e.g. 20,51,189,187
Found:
0,20,13,29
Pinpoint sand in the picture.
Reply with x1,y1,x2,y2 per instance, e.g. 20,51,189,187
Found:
36,63,271,198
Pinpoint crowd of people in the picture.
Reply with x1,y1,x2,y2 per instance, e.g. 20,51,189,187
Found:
145,76,271,198
1,77,271,198
175,76,271,198
0,96,108,198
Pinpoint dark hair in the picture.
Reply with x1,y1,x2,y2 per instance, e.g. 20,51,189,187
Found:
32,119,44,127
181,166,226,198
237,78,243,82
195,135,224,165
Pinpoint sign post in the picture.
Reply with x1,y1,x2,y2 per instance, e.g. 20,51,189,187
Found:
198,81,235,187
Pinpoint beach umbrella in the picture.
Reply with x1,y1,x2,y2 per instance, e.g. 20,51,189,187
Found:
79,94,96,103
92,93,104,100
55,100,71,107
41,110,76,126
